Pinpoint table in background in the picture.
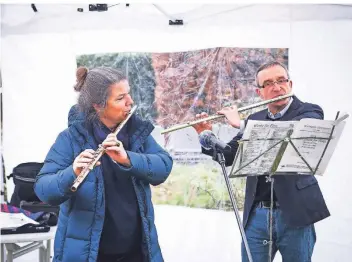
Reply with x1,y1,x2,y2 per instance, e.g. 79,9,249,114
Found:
0,226,56,262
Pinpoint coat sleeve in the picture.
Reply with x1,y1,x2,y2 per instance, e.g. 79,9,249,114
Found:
116,135,173,186
34,131,77,206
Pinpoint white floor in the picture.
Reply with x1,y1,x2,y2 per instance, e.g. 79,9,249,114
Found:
2,205,351,262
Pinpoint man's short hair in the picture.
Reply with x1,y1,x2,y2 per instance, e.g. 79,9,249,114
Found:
255,61,290,87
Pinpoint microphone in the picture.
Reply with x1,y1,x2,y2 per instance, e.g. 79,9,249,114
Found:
199,130,229,151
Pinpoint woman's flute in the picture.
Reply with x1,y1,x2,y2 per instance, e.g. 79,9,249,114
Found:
161,93,293,135
71,105,138,192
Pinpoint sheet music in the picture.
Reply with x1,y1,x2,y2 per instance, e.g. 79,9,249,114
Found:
230,116,347,177
0,212,39,229
277,118,346,175
231,120,296,175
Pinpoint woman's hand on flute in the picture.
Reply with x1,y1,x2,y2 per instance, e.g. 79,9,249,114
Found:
192,112,213,134
217,105,241,128
73,149,101,176
103,133,131,167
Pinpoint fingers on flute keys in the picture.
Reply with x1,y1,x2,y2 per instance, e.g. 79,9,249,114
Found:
102,134,123,151
217,105,241,128
73,149,101,176
193,112,212,134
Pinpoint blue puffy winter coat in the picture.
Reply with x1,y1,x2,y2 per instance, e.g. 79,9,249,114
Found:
34,113,173,262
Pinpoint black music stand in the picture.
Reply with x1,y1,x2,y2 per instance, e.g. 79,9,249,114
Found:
228,112,348,262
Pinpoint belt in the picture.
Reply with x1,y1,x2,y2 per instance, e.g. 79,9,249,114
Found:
256,201,280,209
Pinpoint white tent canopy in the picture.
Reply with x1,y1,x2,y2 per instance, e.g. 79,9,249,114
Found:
1,3,352,262
2,4,352,36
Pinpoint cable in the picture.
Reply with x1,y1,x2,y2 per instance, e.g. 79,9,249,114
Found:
108,4,120,8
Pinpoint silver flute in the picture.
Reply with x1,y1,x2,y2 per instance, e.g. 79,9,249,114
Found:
161,93,293,134
71,105,138,192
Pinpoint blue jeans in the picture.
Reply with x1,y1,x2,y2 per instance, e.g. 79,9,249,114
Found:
241,206,316,262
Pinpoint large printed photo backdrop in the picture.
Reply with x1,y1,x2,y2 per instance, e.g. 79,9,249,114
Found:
77,47,288,211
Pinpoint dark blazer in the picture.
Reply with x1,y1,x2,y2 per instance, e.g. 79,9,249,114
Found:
203,96,330,228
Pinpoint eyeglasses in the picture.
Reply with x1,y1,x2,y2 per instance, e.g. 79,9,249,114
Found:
259,79,290,89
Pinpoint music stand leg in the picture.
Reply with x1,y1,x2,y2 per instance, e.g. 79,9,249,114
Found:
215,152,253,262
268,176,275,262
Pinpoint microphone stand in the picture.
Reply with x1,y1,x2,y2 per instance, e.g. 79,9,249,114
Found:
212,145,253,262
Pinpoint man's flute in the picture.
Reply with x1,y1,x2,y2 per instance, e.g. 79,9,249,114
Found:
71,105,138,192
161,93,293,134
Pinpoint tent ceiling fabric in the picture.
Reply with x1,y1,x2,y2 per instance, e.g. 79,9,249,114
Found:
1,4,352,36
